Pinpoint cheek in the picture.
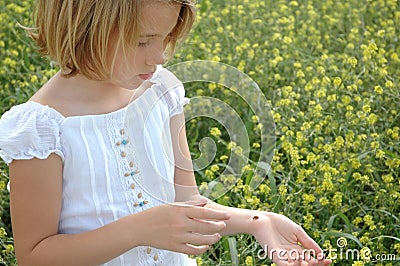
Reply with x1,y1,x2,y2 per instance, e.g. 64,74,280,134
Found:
114,44,139,64
113,52,141,75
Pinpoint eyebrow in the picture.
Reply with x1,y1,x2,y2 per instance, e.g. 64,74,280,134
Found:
139,34,162,38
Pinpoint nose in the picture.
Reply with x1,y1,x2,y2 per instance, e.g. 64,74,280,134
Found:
146,44,166,66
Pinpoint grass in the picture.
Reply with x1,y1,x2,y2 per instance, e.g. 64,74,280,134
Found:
1,0,399,265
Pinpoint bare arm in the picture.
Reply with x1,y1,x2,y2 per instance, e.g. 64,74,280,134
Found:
10,154,144,265
171,113,331,265
10,154,229,266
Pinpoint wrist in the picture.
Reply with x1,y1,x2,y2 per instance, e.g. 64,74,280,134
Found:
123,213,144,248
247,210,273,236
125,210,154,248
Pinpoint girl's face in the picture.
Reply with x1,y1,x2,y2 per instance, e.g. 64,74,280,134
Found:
111,2,182,90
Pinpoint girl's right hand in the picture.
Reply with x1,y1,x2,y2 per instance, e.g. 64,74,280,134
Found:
137,200,230,255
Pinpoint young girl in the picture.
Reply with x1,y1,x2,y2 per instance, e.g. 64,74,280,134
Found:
0,0,332,265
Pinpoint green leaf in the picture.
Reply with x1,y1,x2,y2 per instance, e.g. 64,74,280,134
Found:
227,237,239,266
321,231,363,248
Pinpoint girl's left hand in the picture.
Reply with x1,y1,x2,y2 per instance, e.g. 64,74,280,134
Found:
250,212,332,266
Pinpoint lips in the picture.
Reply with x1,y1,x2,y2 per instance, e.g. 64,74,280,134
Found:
138,72,155,80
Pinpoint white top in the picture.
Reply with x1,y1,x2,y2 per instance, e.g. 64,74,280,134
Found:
0,67,196,266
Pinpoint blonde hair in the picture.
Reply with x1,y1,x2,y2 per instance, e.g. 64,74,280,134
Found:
29,0,196,80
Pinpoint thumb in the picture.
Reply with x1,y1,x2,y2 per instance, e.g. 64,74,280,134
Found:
173,198,209,208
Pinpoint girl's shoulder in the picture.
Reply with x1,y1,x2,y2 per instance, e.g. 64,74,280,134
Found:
0,101,65,130
0,101,65,164
1,101,65,121
150,66,189,116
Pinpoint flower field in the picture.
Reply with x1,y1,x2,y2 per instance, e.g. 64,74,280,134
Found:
0,0,399,265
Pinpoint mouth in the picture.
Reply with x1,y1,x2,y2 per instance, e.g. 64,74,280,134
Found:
138,72,155,80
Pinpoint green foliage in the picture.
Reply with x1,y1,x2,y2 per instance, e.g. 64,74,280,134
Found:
174,0,400,265
0,0,399,265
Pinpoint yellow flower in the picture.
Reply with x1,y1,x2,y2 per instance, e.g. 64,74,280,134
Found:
245,256,253,266
350,158,362,169
374,85,383,94
321,54,329,61
319,197,329,206
333,77,342,87
210,165,220,173
196,257,204,265
352,217,363,225
212,55,221,62
210,127,221,137
278,185,287,197
302,193,316,204
362,104,371,113
303,213,315,230
220,155,228,161
360,247,371,262
296,70,305,78
208,83,217,91
370,141,379,149
376,150,385,159
5,244,14,252
0,227,7,238
252,142,260,148
382,174,393,183
394,243,400,253
322,173,334,191
332,192,343,206
327,94,337,102
205,170,214,178
385,80,394,88
363,215,376,230
347,57,358,67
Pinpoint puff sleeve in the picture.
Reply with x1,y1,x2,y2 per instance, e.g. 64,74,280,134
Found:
150,66,190,117
0,102,64,164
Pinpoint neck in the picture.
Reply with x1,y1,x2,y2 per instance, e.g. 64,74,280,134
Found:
30,71,136,117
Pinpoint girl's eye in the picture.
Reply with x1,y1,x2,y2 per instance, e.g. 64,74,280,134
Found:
138,40,151,47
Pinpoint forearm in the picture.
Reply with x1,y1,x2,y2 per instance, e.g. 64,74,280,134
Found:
19,214,142,266
207,201,264,236
186,194,264,237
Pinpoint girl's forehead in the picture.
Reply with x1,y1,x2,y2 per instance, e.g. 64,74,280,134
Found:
139,2,182,35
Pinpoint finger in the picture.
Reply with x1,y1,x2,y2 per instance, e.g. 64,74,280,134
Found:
185,232,221,246
287,248,306,264
271,249,290,263
316,258,332,266
310,259,324,266
173,198,209,207
186,205,230,220
308,258,331,266
183,199,209,207
179,243,210,255
188,218,226,234
295,228,323,254
300,249,328,264
302,249,318,262
274,247,315,265
286,253,303,266
311,251,330,265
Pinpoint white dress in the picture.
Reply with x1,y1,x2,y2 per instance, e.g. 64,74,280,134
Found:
0,67,197,266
